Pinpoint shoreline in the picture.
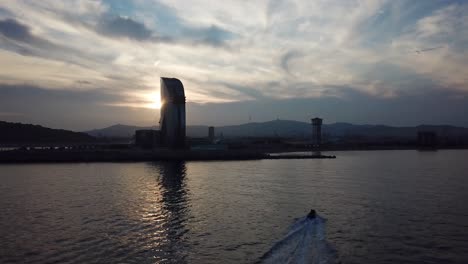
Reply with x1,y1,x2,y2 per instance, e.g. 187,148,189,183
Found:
0,149,336,163
1,147,467,163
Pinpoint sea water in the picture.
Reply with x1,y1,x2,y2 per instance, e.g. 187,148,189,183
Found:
1,150,467,263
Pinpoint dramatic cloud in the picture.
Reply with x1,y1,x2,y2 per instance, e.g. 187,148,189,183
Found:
0,84,158,130
0,18,33,42
97,16,153,41
0,0,467,129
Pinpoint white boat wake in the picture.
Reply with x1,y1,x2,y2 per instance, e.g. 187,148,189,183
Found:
258,215,338,264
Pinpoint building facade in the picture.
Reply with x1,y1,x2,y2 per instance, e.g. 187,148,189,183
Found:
418,131,437,148
135,130,161,149
160,77,186,148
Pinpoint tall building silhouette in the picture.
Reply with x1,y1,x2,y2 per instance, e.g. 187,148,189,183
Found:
208,126,215,142
311,117,322,148
160,77,186,148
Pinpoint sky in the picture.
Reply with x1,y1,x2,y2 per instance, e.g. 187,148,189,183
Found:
0,0,467,131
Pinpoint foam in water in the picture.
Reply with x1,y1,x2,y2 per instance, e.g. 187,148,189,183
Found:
259,215,338,264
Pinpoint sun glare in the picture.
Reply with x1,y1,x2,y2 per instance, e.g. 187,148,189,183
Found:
145,92,162,109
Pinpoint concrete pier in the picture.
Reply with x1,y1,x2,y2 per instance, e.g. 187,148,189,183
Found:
0,149,335,163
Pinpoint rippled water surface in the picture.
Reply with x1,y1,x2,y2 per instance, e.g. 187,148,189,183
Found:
1,150,468,264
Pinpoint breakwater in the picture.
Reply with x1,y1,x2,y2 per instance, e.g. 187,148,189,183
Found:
0,149,335,163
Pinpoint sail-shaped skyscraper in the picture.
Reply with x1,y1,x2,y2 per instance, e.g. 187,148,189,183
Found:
160,77,186,148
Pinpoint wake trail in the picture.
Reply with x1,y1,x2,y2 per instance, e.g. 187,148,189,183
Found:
258,216,338,264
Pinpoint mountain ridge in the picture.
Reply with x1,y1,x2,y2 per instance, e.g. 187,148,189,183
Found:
0,121,96,143
83,119,468,139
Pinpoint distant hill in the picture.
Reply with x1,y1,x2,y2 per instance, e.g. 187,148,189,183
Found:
323,123,468,139
84,124,210,138
0,121,95,143
84,119,468,140
85,124,155,138
3,119,466,145
217,120,310,138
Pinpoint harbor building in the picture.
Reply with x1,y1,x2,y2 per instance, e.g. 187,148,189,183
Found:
135,130,161,149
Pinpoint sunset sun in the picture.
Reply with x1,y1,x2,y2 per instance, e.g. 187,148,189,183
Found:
144,92,161,109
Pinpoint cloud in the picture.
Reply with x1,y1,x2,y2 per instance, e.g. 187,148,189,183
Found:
280,50,302,75
189,25,234,47
93,2,235,46
187,84,468,127
0,18,63,53
1,0,468,129
106,0,236,46
0,18,117,74
0,18,34,42
389,3,468,89
97,16,153,41
219,82,267,100
0,83,157,130
1,81,468,131
0,18,72,58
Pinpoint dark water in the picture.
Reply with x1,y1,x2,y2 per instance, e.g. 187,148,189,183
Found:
1,150,468,264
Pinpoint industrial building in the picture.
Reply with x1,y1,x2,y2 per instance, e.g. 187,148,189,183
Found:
418,131,437,149
135,130,160,149
160,77,186,149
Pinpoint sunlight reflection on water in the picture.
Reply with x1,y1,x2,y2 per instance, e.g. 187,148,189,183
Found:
0,150,468,263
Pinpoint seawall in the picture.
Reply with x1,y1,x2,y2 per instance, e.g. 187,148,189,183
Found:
0,149,335,163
